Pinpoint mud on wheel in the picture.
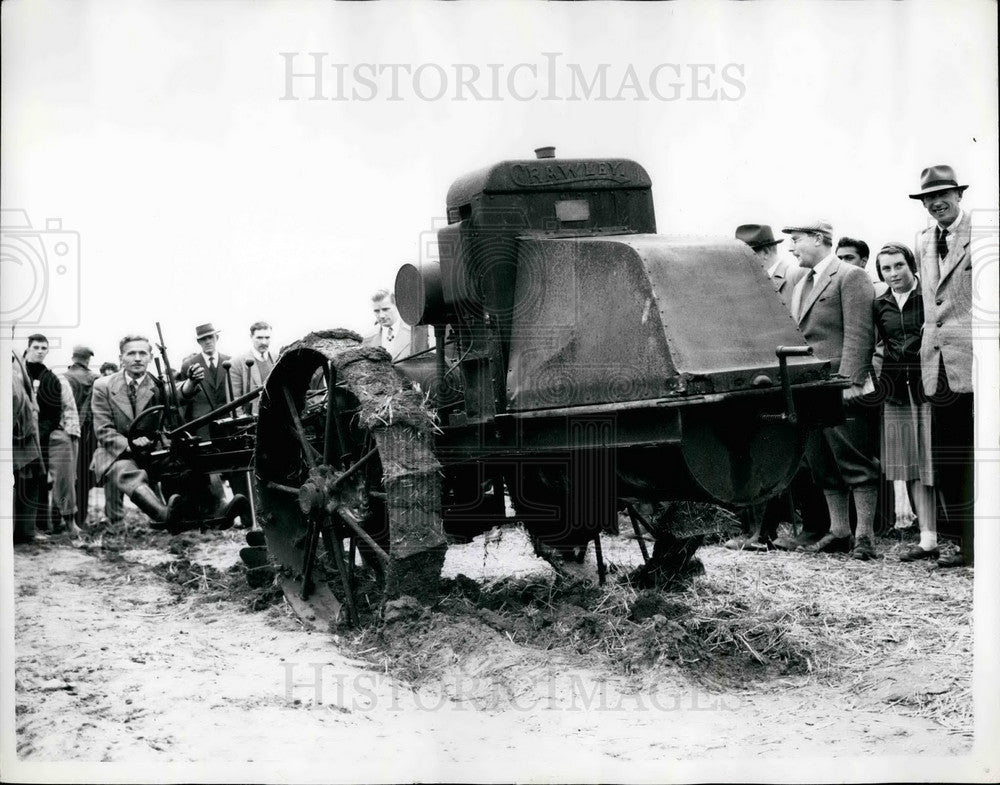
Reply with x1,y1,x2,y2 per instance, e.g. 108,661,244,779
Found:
248,330,447,621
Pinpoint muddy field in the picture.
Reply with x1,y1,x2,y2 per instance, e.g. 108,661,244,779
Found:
6,505,984,782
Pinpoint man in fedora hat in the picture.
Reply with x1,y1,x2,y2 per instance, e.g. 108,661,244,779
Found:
774,220,880,561
179,323,232,437
178,323,230,514
730,224,832,552
735,224,793,301
910,164,974,567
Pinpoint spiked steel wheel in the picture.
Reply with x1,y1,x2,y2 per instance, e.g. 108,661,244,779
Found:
249,330,447,626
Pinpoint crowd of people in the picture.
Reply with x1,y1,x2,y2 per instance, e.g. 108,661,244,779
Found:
10,290,418,544
11,165,977,570
727,163,976,569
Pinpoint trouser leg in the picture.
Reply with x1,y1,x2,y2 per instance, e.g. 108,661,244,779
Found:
35,446,53,533
909,480,938,549
14,464,46,540
76,428,96,525
852,482,878,540
48,430,78,520
104,481,125,522
930,378,974,563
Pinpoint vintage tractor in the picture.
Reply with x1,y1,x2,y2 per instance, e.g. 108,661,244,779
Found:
241,148,845,623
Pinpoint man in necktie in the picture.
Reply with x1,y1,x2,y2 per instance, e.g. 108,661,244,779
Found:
362,288,430,362
772,220,879,561
228,320,276,507
178,323,232,438
231,320,275,417
728,224,830,552
910,164,975,568
127,377,138,414
90,334,201,527
177,323,230,514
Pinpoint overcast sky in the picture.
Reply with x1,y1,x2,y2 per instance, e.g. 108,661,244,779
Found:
1,0,996,370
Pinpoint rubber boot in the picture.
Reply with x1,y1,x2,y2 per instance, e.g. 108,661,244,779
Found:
129,485,169,524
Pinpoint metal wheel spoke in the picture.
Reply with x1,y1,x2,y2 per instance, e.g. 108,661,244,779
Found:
281,385,320,471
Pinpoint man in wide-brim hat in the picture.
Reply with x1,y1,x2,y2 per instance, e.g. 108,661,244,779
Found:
179,322,230,436
907,163,969,201
177,321,231,515
909,164,975,568
736,223,784,252
736,223,794,303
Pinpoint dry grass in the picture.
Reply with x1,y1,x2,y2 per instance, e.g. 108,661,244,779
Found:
339,524,972,734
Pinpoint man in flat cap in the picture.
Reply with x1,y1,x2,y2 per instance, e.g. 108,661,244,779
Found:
910,164,975,567
730,224,831,551
63,344,100,527
777,220,880,561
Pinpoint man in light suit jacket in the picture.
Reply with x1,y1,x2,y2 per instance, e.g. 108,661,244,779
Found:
178,323,231,437
775,220,880,560
361,288,430,361
230,320,275,416
91,334,200,526
910,164,975,567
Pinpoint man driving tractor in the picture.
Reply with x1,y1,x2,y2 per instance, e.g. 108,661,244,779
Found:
90,334,204,528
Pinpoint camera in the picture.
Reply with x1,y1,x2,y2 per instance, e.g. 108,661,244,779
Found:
1,209,81,329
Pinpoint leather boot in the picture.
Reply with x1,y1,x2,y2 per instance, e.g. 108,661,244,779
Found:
129,485,169,523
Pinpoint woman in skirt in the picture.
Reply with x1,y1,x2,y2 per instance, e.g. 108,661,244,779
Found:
872,242,937,561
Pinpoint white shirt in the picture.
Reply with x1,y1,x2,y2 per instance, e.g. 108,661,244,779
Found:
201,352,218,369
125,371,149,389
938,208,965,236
891,279,919,310
381,320,403,354
792,252,836,321
936,208,965,271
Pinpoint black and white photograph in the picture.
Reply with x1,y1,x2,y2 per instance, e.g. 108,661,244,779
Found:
2,0,998,782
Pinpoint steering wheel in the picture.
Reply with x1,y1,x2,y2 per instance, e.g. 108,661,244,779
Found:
127,405,168,459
